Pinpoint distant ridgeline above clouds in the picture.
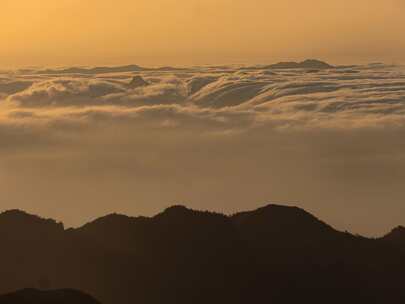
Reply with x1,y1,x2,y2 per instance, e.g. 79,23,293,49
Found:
265,59,334,69
18,59,334,75
1,204,405,304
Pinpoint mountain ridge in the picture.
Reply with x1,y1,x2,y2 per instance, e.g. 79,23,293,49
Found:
0,204,400,237
0,204,404,304
0,204,348,235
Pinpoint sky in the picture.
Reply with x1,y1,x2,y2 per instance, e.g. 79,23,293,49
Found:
0,0,404,67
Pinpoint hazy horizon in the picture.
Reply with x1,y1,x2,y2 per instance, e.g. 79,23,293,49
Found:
1,59,403,71
1,1,405,68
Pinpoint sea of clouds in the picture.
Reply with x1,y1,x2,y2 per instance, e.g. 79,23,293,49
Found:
2,63,405,129
0,63,404,235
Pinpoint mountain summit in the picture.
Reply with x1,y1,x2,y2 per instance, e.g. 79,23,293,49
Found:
266,59,334,69
128,76,149,88
232,204,339,240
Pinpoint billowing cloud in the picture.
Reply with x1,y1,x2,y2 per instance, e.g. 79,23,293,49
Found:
2,64,404,129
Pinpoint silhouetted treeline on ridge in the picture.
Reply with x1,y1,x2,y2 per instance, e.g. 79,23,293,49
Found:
0,204,405,304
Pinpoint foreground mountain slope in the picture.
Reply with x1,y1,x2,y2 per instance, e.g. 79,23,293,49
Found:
0,289,100,304
0,204,404,304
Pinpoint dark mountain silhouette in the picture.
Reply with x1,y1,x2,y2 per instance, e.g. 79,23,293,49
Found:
128,76,149,89
152,66,189,71
0,210,64,241
0,204,405,304
0,289,100,304
381,226,405,247
266,59,334,69
232,204,346,252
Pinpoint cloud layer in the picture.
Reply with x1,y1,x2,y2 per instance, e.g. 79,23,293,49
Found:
1,63,405,235
2,64,405,129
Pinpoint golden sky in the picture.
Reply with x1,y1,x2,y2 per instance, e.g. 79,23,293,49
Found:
1,0,404,67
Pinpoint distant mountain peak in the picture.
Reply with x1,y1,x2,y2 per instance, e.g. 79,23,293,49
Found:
163,204,190,213
78,212,148,232
154,205,229,226
157,205,198,218
232,203,341,245
0,209,62,225
301,59,329,65
233,203,316,220
266,59,334,69
0,209,64,237
1,209,32,218
258,203,303,211
158,205,226,217
128,76,149,88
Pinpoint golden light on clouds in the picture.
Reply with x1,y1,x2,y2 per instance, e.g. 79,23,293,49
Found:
0,0,403,67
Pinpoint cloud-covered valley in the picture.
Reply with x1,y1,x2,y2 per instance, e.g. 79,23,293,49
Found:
1,62,405,235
